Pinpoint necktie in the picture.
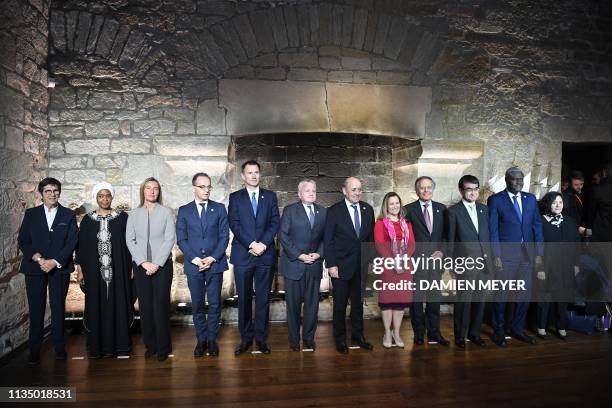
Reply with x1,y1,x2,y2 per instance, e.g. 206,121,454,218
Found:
251,192,257,216
307,205,315,228
199,202,207,227
351,204,360,237
468,203,479,232
512,195,522,220
423,203,432,235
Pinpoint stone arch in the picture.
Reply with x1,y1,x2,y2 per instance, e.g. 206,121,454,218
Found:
174,2,446,81
49,10,164,78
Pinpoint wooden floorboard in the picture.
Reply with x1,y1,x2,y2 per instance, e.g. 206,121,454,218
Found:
1,318,611,407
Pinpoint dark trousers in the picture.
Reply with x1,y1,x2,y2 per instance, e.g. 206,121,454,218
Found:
134,261,173,356
453,277,485,340
234,262,274,343
537,301,569,330
331,270,364,343
492,256,532,336
186,270,222,342
25,272,70,354
410,270,442,339
285,270,320,345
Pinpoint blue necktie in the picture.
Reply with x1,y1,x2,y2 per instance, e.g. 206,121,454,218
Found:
199,202,207,228
351,204,360,237
512,195,522,220
308,205,315,228
251,192,257,217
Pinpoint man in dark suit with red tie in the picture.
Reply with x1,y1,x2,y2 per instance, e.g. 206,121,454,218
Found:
403,176,449,346
229,160,280,355
324,177,375,354
18,177,78,364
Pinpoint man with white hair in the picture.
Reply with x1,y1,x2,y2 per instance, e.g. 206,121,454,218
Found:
279,179,327,351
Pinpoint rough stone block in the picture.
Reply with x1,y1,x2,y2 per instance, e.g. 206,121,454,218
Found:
328,71,353,82
65,139,110,154
49,156,86,169
50,126,83,139
110,138,151,154
288,68,327,81
84,121,119,137
133,119,176,136
153,136,230,156
65,169,105,184
196,100,226,135
353,71,377,84
279,52,318,68
255,67,286,80
95,18,120,57
88,92,122,109
5,126,24,152
319,56,341,69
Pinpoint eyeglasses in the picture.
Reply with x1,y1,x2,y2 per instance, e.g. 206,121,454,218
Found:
195,185,213,191
462,187,480,193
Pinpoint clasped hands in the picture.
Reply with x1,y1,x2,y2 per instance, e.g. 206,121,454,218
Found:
141,261,160,276
248,241,267,257
197,256,215,272
32,252,57,273
298,253,321,265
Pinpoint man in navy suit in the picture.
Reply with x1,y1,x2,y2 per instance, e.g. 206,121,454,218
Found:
403,176,449,346
445,175,493,348
17,177,78,364
324,177,375,354
229,160,280,355
177,172,229,357
279,179,327,351
488,166,543,347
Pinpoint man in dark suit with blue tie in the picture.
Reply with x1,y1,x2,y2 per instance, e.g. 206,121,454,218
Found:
403,176,449,346
279,179,327,351
488,166,544,347
17,177,78,364
445,175,493,348
324,176,375,354
177,172,229,357
229,160,280,355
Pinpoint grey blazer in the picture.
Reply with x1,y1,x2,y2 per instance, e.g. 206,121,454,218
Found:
126,203,176,267
279,201,327,281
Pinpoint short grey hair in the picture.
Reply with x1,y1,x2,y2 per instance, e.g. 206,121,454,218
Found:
414,176,436,191
505,166,524,179
298,179,317,192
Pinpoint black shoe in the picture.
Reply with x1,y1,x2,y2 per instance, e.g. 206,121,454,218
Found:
256,341,271,354
234,340,252,356
455,339,466,348
336,342,349,354
208,340,219,356
28,352,40,365
467,336,486,347
511,332,537,345
428,336,450,346
492,333,507,347
352,337,374,350
55,349,67,360
414,337,425,345
145,348,157,358
290,343,301,352
303,340,316,350
194,341,206,357
157,353,168,362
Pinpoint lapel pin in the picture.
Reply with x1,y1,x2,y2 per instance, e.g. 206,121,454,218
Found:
436,209,439,213
211,208,214,212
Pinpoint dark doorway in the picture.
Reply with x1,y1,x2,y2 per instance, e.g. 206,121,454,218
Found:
562,142,612,187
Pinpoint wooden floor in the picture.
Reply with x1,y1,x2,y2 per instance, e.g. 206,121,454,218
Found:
1,317,612,407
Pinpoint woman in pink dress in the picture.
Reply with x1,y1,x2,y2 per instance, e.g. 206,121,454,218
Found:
374,192,416,348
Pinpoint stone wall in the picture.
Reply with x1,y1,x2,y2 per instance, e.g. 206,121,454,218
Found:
0,0,50,358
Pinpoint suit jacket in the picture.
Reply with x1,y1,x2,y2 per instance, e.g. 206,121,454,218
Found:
324,200,375,281
587,178,612,242
18,204,78,275
403,200,446,254
562,188,585,228
279,201,327,281
445,201,493,274
176,200,229,275
125,203,176,267
487,190,544,260
228,187,280,266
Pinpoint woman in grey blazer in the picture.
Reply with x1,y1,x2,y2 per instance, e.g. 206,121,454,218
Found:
126,177,176,361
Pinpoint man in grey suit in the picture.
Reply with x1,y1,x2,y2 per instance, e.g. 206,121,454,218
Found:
279,179,327,351
445,175,493,348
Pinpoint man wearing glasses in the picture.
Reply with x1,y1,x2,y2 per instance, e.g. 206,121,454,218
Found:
176,172,229,357
18,177,78,364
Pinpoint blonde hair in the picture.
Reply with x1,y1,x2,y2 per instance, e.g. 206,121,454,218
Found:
139,177,163,207
377,192,405,220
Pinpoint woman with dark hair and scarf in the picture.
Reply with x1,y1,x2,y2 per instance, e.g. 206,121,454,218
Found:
536,191,580,339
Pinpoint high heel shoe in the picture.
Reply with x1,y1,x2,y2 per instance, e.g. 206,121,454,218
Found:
383,334,393,349
392,332,405,348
